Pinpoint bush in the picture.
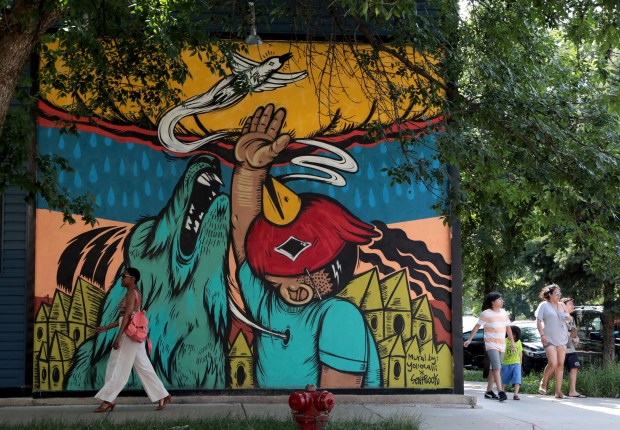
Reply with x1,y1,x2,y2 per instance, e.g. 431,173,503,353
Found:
466,361,620,398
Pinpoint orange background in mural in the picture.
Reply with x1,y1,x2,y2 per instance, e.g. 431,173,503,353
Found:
35,210,131,299
36,211,450,302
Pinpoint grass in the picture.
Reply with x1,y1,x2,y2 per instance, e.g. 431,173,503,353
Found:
465,361,620,398
0,416,422,430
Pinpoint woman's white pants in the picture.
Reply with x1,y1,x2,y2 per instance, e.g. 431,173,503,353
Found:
95,333,169,403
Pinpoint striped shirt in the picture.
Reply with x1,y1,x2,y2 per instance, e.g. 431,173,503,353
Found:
477,309,511,352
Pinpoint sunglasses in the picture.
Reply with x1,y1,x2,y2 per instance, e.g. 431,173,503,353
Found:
121,274,134,279
554,292,562,296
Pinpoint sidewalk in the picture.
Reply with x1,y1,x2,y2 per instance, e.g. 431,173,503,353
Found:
1,382,619,429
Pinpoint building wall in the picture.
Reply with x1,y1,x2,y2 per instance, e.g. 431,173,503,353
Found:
0,188,29,390
34,41,457,392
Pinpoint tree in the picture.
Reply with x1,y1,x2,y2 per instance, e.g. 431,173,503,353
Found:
447,0,620,361
1,0,246,223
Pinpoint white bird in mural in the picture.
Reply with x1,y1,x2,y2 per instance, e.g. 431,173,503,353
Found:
157,53,308,153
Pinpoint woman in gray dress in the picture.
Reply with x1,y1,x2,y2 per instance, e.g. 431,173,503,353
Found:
535,284,570,399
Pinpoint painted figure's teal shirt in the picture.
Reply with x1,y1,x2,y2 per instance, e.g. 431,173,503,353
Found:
239,263,381,388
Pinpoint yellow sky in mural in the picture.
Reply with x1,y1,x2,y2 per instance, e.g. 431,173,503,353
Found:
44,41,443,139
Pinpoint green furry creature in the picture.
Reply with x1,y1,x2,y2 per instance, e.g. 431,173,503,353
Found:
66,155,230,389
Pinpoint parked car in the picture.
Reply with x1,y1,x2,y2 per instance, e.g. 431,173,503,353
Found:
572,306,620,362
462,320,547,374
512,320,548,374
462,327,485,370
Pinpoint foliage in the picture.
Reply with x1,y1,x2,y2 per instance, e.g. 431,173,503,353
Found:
331,0,620,359
327,0,620,310
467,361,620,398
2,0,249,224
0,80,96,224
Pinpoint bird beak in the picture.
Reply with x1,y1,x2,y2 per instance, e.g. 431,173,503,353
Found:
279,53,293,63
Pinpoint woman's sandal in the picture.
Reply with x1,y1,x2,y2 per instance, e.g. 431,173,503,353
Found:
538,382,547,395
94,401,115,413
156,395,172,411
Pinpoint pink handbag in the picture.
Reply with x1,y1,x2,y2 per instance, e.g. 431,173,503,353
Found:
124,289,152,354
125,310,148,342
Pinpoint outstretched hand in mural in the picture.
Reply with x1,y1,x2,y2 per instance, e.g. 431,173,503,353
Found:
231,104,290,265
230,104,381,389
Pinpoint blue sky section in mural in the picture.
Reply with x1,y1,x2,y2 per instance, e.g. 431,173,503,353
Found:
37,126,443,225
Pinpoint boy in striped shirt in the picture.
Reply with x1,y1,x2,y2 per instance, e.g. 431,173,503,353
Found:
464,291,516,402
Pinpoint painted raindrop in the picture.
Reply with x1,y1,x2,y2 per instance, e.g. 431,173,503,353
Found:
89,165,98,183
395,183,403,196
354,188,362,208
142,152,150,170
407,184,415,200
73,172,82,188
383,184,390,203
73,142,81,159
367,162,374,180
381,161,388,176
107,187,115,206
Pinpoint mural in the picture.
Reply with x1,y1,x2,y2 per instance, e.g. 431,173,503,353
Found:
34,42,454,392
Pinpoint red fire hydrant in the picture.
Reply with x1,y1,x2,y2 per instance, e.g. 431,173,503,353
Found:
289,384,336,430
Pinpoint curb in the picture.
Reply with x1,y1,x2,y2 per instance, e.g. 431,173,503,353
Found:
0,394,476,408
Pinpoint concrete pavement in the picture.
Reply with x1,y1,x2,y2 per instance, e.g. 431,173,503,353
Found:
1,382,619,429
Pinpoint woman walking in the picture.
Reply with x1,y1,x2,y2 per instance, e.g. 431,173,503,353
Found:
536,284,570,399
94,267,172,412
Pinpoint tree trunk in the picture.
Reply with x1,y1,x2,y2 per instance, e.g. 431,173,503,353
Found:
0,0,61,138
602,281,616,365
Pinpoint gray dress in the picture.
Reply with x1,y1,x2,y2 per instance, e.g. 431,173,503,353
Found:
535,301,569,347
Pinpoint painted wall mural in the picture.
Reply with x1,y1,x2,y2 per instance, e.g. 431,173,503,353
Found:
34,42,454,392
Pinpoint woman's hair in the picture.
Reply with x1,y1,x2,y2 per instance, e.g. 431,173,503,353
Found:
539,283,560,301
125,267,141,283
510,325,521,342
482,291,502,310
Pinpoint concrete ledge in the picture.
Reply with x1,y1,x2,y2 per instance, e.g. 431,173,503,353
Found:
0,394,476,408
